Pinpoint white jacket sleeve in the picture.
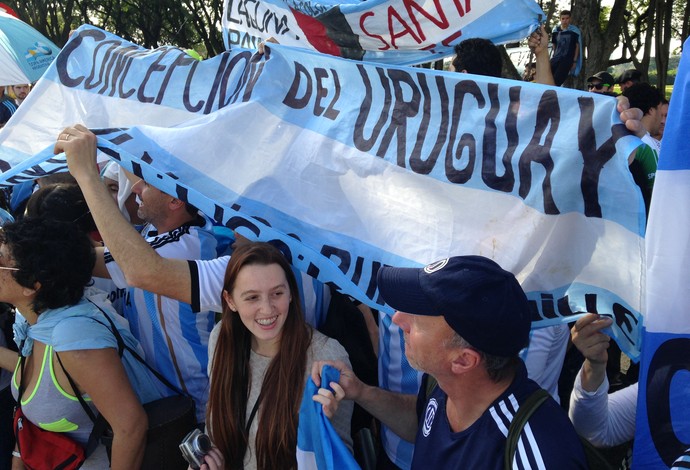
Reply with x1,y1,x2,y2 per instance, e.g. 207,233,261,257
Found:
569,369,638,447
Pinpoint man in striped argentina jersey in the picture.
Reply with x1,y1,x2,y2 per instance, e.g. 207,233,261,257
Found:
91,167,218,425
59,126,326,427
313,256,588,469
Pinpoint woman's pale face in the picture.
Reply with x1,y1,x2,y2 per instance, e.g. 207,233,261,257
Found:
224,263,292,356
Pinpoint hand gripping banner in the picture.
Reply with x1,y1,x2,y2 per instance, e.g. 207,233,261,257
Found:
0,25,645,367
0,25,646,360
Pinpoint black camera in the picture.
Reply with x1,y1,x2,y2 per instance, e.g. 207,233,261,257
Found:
179,429,212,469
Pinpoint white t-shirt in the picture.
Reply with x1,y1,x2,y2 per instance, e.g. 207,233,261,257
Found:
520,324,570,403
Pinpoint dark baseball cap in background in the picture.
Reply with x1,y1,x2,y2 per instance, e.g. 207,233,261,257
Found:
587,71,615,85
617,69,642,84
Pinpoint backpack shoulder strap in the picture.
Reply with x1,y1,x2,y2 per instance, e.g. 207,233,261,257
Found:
424,374,438,401
86,299,185,396
504,388,550,470
54,350,108,457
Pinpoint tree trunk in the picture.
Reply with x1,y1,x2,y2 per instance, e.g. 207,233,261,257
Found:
542,0,558,26
640,1,656,82
572,0,628,89
655,0,674,89
680,1,690,48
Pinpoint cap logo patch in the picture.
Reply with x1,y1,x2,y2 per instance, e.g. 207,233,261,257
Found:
422,398,438,437
424,259,448,274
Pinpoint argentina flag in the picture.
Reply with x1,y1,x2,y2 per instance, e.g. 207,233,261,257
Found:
297,365,360,469
633,37,690,468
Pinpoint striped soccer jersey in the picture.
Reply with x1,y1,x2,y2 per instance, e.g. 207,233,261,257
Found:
412,364,587,469
105,216,217,423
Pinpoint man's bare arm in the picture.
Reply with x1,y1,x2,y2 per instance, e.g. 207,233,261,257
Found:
613,96,646,164
311,360,418,442
529,25,555,86
572,41,580,70
355,382,418,442
56,125,193,303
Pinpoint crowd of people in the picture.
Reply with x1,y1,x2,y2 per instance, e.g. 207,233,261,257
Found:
523,9,670,220
0,13,677,470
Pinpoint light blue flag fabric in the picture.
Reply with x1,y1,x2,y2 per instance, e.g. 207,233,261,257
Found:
0,25,647,359
297,364,360,469
632,37,690,469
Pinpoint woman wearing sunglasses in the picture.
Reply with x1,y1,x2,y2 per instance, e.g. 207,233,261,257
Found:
0,217,163,469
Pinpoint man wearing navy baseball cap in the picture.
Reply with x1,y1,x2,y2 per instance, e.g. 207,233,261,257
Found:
312,255,587,469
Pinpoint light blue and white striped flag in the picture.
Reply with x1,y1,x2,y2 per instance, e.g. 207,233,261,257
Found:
633,37,690,469
297,365,360,469
0,26,648,469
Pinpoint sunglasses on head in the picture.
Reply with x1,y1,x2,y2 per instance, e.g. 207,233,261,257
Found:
587,83,610,90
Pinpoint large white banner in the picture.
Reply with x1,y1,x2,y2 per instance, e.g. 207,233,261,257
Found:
222,0,544,65
0,25,645,362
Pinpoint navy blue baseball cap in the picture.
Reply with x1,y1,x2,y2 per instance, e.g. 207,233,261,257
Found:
377,256,531,357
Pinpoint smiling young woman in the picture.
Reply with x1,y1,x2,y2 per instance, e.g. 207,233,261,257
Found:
203,242,353,470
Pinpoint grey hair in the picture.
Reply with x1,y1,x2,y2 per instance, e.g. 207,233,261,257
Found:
445,332,520,383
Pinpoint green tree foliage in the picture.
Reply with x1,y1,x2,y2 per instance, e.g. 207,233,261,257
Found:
4,0,225,57
570,0,687,90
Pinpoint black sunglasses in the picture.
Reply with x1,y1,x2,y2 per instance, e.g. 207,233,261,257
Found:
587,83,610,90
